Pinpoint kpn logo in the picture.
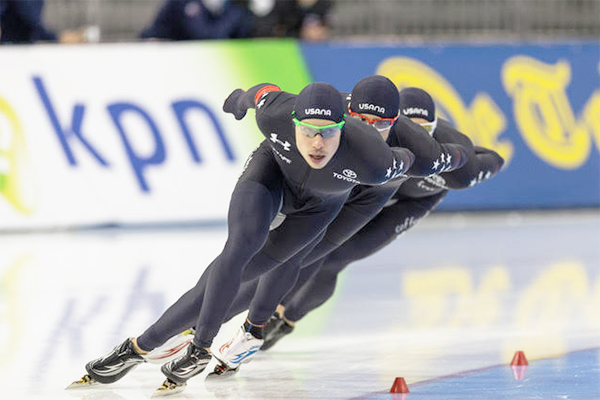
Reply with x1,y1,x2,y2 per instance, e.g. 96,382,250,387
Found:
0,96,35,214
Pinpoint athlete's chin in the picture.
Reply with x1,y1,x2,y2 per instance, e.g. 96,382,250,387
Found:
305,154,330,169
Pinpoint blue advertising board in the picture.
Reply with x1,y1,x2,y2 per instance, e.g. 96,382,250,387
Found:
300,42,600,210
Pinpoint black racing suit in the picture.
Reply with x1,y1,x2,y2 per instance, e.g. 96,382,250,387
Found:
244,114,470,325
218,118,504,324
281,119,505,322
135,84,415,349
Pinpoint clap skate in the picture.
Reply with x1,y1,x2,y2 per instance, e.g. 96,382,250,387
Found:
261,313,294,351
207,323,264,379
152,378,187,397
152,342,212,397
146,328,195,364
206,362,240,379
66,338,146,389
66,374,99,389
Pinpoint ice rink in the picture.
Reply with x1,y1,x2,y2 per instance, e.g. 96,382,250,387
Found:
1,210,599,399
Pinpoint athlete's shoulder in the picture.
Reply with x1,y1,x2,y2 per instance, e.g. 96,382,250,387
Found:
390,115,430,139
394,114,417,129
341,118,409,184
343,118,390,157
344,117,382,144
257,91,297,122
434,119,473,147
433,118,458,136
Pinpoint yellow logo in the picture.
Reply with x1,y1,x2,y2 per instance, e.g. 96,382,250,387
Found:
0,96,35,214
377,57,513,165
502,56,596,169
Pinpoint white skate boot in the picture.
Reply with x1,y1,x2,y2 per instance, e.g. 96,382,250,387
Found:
145,328,195,364
208,323,264,378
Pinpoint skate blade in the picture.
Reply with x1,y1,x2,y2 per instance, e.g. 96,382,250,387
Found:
152,379,187,397
65,374,98,389
205,363,239,380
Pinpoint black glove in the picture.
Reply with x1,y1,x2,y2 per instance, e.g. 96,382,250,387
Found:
223,89,247,120
474,146,505,170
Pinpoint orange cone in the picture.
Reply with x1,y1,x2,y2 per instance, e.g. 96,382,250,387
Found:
390,377,410,393
510,351,529,366
510,350,529,380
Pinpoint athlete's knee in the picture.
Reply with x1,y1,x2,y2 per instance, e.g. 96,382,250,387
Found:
230,182,278,222
227,221,269,253
225,191,275,253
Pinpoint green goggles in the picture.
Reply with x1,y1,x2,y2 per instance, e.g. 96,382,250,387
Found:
292,116,345,139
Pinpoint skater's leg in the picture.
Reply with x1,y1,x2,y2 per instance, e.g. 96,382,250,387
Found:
299,183,399,267
156,146,285,387
283,256,347,322
246,230,325,326
208,233,324,374
136,265,213,351
222,279,260,323
133,144,283,352
284,192,448,322
194,196,346,348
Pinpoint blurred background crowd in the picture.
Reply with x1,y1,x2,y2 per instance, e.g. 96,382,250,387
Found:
1,0,599,45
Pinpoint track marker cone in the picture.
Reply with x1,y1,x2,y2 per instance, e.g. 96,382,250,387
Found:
510,350,529,380
390,377,409,393
510,351,529,366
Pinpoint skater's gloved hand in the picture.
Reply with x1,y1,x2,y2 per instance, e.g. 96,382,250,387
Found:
223,89,248,120
473,146,505,172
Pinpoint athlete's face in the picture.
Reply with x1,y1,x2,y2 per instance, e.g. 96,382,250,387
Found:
352,112,392,141
410,117,436,136
295,118,341,169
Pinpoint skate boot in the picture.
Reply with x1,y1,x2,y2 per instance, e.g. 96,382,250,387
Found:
66,338,146,389
153,342,211,397
146,328,195,364
207,322,264,379
261,313,294,351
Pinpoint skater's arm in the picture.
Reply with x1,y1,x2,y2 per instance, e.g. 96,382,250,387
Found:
442,145,504,189
473,146,505,174
389,147,415,181
344,119,415,185
359,143,414,185
391,117,469,177
223,83,282,120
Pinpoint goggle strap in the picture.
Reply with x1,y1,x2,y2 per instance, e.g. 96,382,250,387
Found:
348,109,398,124
293,117,345,130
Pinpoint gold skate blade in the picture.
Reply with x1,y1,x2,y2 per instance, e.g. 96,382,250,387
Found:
65,374,98,389
151,379,187,397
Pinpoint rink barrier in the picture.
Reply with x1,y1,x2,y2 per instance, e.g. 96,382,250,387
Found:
301,41,600,210
0,39,598,229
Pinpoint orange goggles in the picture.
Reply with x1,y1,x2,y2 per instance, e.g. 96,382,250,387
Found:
348,109,398,131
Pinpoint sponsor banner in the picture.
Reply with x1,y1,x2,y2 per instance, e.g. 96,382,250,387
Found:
301,41,600,210
0,40,312,229
2,40,597,230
